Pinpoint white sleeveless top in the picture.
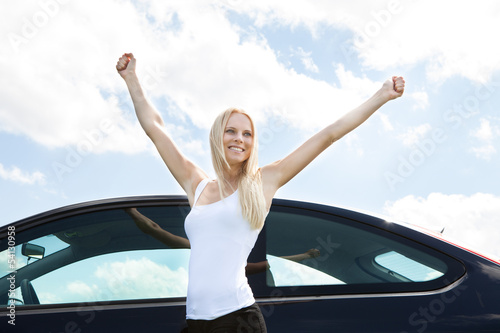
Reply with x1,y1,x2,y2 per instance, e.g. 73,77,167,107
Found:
184,178,262,320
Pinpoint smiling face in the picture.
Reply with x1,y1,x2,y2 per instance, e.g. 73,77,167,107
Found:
223,112,254,167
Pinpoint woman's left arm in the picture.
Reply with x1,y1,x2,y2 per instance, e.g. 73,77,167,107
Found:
261,76,405,194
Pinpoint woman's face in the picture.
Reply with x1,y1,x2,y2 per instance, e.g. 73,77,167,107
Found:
223,112,254,167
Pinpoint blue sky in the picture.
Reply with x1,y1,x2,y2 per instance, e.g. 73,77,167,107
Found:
1,0,499,258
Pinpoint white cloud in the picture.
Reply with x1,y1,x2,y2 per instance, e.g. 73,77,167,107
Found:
3,0,497,158
267,255,344,286
410,90,429,110
334,63,381,93
93,257,188,300
470,145,496,161
384,192,500,258
41,257,189,304
0,163,46,185
164,123,208,157
398,123,432,147
469,118,499,160
344,133,364,157
292,47,319,73
377,112,394,131
221,0,365,37
148,8,381,132
227,0,500,83
347,0,500,83
472,118,495,141
0,250,26,277
1,0,388,155
0,0,158,154
66,280,99,301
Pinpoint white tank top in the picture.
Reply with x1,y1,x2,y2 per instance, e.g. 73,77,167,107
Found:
184,178,261,320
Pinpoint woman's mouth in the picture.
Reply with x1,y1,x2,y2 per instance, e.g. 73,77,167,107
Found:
229,146,244,152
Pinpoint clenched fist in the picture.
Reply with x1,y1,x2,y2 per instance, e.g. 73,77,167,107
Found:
382,76,405,101
116,53,136,79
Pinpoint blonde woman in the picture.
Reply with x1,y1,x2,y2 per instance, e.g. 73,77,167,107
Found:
116,53,405,332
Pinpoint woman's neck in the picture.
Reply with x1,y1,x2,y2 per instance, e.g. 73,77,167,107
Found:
221,167,241,189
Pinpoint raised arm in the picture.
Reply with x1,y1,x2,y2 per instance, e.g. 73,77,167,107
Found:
125,208,190,248
116,53,206,202
261,76,405,198
281,248,320,263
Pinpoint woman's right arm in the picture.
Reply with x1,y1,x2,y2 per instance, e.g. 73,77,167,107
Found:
125,208,190,249
116,53,206,201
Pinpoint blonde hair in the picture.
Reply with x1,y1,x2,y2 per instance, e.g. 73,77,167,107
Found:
209,108,267,230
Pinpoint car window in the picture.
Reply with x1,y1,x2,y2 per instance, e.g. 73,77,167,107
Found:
265,205,463,293
1,205,190,306
32,248,189,304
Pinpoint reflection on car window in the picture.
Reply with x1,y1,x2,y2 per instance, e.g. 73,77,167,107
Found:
32,249,189,304
266,255,345,286
266,208,450,288
0,236,69,279
374,251,444,282
1,205,191,306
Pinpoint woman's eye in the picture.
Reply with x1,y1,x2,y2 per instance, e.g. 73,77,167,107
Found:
244,132,252,137
226,129,234,133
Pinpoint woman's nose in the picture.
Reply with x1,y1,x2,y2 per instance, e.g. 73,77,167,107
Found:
234,133,243,142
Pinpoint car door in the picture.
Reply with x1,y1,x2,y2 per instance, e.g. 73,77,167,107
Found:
0,197,192,332
0,197,485,332
257,200,468,332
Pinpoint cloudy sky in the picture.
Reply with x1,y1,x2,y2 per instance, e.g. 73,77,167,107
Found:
1,0,499,259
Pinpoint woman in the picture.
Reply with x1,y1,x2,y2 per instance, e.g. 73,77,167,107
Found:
116,53,405,332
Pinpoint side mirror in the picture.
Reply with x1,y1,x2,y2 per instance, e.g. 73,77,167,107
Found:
22,243,45,260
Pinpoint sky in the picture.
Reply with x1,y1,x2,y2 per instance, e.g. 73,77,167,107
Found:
1,0,499,260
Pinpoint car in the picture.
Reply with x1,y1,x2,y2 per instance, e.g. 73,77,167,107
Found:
1,195,499,332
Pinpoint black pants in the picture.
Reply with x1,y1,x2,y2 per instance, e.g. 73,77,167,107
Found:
186,303,267,333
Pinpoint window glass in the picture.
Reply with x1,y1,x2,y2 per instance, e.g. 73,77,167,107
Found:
266,255,345,286
265,208,452,289
0,246,24,278
374,251,444,282
1,235,72,305
1,205,191,306
32,249,189,304
1,235,68,279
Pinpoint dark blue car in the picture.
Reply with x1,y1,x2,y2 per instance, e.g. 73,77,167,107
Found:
1,196,499,332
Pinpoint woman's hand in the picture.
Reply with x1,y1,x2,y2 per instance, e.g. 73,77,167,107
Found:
305,248,320,259
116,53,136,79
382,76,405,101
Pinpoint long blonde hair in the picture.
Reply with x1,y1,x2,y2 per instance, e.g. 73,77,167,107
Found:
209,108,267,230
